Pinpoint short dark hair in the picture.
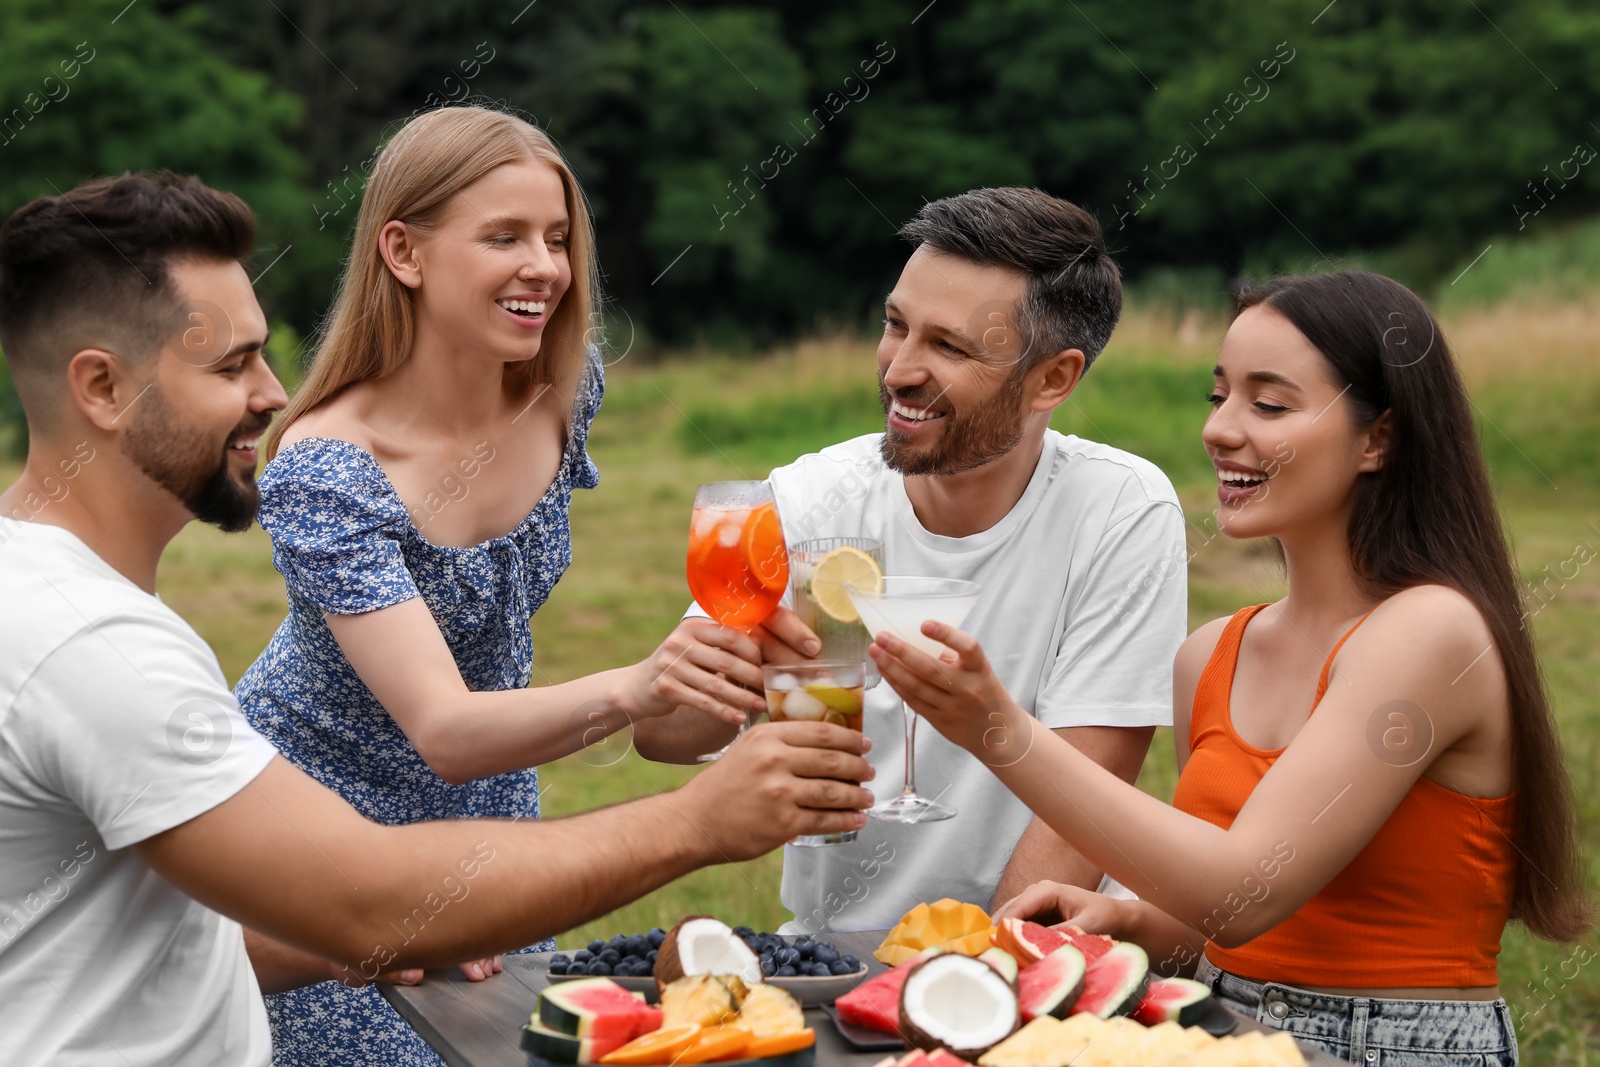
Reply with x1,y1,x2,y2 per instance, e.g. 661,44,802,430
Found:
0,171,255,421
898,187,1122,371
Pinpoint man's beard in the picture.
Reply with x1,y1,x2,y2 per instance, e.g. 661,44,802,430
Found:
878,367,1029,476
121,385,266,533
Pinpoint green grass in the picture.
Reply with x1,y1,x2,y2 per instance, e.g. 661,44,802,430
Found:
4,305,1596,1061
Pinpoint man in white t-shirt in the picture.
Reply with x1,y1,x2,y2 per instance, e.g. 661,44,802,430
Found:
635,188,1187,933
0,174,873,1066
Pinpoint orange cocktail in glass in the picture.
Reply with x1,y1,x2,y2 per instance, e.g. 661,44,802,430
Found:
686,481,788,631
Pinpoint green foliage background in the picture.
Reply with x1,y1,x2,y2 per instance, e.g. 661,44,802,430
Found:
3,0,1599,378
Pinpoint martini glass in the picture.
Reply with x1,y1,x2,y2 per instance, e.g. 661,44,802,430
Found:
846,576,981,823
686,481,789,761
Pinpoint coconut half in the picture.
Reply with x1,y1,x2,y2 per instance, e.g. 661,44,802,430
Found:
653,916,763,989
898,953,1020,1059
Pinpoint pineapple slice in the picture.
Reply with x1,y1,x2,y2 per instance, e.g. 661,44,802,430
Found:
731,984,806,1038
658,975,741,1029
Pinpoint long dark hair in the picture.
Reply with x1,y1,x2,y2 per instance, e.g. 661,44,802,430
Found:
1238,269,1590,942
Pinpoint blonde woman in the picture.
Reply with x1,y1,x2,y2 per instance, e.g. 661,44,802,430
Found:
234,107,792,1065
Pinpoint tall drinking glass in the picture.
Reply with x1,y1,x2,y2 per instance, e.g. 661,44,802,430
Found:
686,481,789,761
847,576,981,824
761,660,866,846
788,538,884,669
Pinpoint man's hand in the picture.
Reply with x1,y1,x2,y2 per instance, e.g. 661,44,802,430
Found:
752,606,821,665
680,720,874,860
992,881,1133,939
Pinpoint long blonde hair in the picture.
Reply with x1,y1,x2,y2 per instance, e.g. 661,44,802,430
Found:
267,106,598,459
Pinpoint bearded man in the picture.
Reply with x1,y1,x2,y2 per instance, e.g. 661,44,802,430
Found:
636,187,1188,933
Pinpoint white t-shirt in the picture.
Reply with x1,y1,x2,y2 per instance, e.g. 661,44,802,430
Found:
0,520,277,1066
763,431,1187,933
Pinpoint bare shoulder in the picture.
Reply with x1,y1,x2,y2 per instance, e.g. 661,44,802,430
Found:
1368,584,1492,653
1342,584,1499,686
1172,615,1233,762
1175,616,1233,683
276,386,375,453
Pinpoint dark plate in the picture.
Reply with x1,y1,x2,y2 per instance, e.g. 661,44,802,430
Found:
1195,998,1239,1037
521,1030,816,1067
819,1004,906,1051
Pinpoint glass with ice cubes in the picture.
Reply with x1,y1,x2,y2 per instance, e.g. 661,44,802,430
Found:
760,660,866,846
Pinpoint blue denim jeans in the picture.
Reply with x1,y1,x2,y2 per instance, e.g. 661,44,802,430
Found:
1195,955,1518,1066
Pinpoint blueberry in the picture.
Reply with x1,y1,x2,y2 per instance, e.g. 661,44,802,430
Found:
609,934,628,948
598,949,622,966
840,955,861,971
776,965,798,977
796,945,814,962
550,952,571,965
647,928,667,948
573,950,593,964
733,925,755,939
646,949,658,965
626,935,652,958
774,947,800,968
588,939,606,955
619,959,645,977
761,957,778,977
813,943,839,966
829,959,856,976
812,962,835,977
548,961,568,975
587,960,612,975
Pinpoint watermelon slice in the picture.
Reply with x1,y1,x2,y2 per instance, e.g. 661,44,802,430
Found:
993,919,1113,968
522,1019,607,1063
835,948,944,1035
978,947,1018,984
1130,977,1213,1027
1015,945,1086,1022
538,977,663,1049
1071,942,1150,1019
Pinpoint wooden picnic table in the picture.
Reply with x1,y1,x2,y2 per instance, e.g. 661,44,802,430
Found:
381,930,1350,1066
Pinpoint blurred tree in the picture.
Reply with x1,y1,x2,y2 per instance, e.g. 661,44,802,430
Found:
0,0,315,454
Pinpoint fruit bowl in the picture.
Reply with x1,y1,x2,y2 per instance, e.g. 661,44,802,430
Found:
543,922,873,1007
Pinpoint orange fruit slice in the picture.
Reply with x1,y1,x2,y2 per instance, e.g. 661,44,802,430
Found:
672,1025,753,1064
744,1030,815,1059
600,1026,703,1065
741,503,788,594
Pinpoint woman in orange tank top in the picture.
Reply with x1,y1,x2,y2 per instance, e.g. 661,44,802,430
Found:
870,270,1590,1066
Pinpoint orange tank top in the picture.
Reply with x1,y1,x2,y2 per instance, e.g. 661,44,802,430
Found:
1171,604,1517,988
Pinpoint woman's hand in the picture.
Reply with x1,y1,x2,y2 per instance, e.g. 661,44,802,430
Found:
457,955,503,982
628,610,823,725
339,954,504,987
868,622,1026,757
992,881,1132,939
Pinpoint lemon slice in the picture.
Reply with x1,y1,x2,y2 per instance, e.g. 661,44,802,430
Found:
809,546,883,623
804,682,862,714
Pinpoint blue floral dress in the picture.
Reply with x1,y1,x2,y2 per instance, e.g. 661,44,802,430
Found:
234,356,603,1066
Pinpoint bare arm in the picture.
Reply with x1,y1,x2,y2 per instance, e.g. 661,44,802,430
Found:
325,601,774,783
874,587,1505,947
139,722,873,980
990,725,1155,907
